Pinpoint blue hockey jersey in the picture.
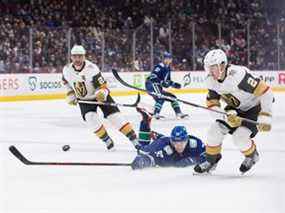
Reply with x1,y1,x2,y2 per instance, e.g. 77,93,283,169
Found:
140,135,206,167
147,62,172,87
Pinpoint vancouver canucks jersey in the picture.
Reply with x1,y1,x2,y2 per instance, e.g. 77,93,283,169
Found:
147,63,172,87
140,135,205,167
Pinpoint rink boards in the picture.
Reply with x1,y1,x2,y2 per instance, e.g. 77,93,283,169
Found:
0,71,285,101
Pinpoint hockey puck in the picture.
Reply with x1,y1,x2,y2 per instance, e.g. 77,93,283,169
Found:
62,145,70,152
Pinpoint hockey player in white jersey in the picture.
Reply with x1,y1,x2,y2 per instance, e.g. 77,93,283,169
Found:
194,49,274,174
62,45,140,150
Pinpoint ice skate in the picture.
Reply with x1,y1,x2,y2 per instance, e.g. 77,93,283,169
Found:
194,154,222,174
176,112,189,119
239,150,260,174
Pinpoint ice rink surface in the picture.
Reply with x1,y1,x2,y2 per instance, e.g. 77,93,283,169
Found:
0,93,284,213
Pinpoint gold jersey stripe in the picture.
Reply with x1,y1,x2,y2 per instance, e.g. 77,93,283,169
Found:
206,144,222,155
259,111,272,117
100,83,108,89
119,122,132,135
253,80,269,96
94,125,107,138
206,99,221,108
242,141,256,156
67,90,75,96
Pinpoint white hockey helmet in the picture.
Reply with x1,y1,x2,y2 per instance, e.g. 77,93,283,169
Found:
204,49,227,68
71,45,86,55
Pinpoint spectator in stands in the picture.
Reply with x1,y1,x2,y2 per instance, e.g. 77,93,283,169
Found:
0,0,284,73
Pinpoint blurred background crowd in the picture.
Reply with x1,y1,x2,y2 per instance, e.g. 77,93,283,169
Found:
0,0,284,73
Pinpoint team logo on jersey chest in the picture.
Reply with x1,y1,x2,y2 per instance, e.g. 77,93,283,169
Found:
74,81,87,97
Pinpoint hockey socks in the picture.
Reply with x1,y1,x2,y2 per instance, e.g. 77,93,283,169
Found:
94,125,114,150
137,107,152,146
119,122,140,149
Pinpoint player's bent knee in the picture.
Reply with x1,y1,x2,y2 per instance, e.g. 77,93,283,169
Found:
85,112,102,130
207,122,227,146
232,127,252,150
107,112,127,129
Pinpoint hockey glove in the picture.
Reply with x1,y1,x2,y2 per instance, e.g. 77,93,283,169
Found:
174,157,195,168
257,113,272,132
162,81,171,88
95,88,109,102
66,91,78,106
171,81,181,89
226,110,242,128
131,154,155,170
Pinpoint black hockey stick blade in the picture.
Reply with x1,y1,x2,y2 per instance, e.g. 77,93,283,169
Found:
9,146,131,166
112,69,146,92
9,145,33,165
131,92,141,107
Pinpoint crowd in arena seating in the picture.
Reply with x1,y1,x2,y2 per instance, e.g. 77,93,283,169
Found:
0,0,284,73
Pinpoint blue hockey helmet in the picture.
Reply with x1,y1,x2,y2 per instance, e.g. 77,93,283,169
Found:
163,51,172,59
170,126,188,142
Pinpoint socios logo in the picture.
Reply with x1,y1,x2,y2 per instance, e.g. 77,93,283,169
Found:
28,76,37,91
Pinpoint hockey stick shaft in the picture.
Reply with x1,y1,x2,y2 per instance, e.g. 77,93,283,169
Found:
112,69,263,125
78,93,140,108
9,146,131,166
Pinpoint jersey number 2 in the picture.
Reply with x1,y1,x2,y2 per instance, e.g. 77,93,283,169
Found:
247,77,258,88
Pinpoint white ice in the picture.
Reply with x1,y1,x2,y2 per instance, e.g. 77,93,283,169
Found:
0,93,284,213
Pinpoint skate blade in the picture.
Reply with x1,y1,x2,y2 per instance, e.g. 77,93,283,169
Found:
107,146,116,152
192,171,212,176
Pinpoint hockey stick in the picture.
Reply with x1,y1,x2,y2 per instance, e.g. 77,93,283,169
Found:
9,146,131,166
78,93,140,108
112,69,263,125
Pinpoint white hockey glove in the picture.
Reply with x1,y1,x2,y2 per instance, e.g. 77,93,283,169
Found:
257,112,272,132
66,91,78,106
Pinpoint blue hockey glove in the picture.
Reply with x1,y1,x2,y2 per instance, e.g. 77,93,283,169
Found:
131,154,154,170
174,157,195,168
171,82,181,89
162,81,171,88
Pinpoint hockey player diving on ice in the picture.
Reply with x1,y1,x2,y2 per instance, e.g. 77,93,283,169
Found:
145,52,188,119
131,107,206,170
194,49,274,174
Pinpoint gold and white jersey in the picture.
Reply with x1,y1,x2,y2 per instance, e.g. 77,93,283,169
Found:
62,60,107,101
206,64,272,113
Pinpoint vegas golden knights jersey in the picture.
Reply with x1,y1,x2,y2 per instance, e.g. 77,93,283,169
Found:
206,64,271,114
62,60,107,101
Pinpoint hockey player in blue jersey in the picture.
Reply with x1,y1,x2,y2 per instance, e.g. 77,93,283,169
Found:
131,108,206,170
145,52,188,119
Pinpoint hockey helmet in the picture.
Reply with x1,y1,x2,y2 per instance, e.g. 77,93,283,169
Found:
204,49,227,67
71,45,86,55
204,49,228,80
163,51,172,59
170,126,188,142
